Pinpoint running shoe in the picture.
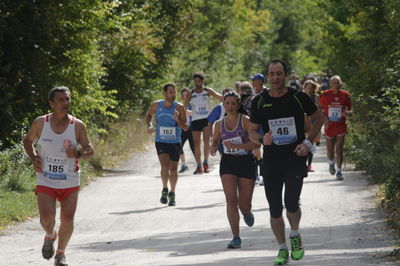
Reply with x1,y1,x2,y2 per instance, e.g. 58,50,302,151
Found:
160,189,168,204
227,236,241,249
290,235,304,260
243,211,254,227
308,165,315,172
178,164,188,173
273,249,289,265
336,171,344,180
203,162,209,173
328,163,336,175
259,175,264,186
168,192,176,206
42,231,57,259
54,253,68,266
193,167,203,174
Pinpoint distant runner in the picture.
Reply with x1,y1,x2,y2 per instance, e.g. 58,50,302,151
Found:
178,88,194,173
146,83,187,206
319,75,352,180
184,72,223,174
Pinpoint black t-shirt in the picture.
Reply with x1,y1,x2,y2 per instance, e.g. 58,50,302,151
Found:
250,88,317,155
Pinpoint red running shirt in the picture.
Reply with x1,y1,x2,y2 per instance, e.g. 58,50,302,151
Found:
320,89,352,126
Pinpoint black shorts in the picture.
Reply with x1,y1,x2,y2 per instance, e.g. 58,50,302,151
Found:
190,118,209,131
155,142,181,162
262,153,307,218
219,154,257,180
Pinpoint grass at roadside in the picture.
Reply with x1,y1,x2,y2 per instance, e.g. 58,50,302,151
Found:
0,191,37,231
0,116,151,232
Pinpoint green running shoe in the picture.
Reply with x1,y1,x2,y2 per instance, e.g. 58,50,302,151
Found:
273,249,289,265
290,235,304,260
160,189,168,204
168,192,176,206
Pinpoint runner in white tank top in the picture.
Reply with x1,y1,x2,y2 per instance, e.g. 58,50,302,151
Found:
23,86,94,266
183,72,223,174
36,114,80,189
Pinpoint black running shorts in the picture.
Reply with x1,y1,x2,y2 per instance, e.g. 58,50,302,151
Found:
190,118,209,131
155,142,182,162
219,154,257,180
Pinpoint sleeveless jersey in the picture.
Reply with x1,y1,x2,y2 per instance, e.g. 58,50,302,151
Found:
190,88,211,121
36,114,80,189
221,114,251,155
155,100,182,143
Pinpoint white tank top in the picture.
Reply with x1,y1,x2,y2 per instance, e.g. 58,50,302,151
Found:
36,114,80,188
191,88,211,121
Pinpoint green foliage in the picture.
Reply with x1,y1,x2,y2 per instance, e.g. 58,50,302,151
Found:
0,144,35,192
320,0,400,237
0,191,37,230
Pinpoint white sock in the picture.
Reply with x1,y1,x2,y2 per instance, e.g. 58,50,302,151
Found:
278,242,288,250
337,168,341,172
290,229,300,237
46,232,55,239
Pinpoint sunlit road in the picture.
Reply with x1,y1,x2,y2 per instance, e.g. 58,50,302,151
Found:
0,140,397,265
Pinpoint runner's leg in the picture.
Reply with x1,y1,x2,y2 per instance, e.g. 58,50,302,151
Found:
58,190,79,251
335,135,346,169
220,174,240,237
203,125,211,162
37,193,57,235
192,130,202,165
237,177,255,215
158,153,171,188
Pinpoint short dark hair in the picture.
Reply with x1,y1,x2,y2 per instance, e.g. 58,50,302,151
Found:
180,87,189,95
193,72,205,80
48,86,71,101
163,82,176,92
266,59,288,74
222,87,232,95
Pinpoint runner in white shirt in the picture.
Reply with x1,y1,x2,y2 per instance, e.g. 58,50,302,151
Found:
184,72,223,174
23,86,94,266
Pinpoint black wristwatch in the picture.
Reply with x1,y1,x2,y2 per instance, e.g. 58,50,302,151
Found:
259,136,264,145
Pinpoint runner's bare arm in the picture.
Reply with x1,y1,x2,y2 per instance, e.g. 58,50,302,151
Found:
23,116,44,171
175,104,188,131
210,119,222,155
146,102,157,133
306,109,325,142
249,121,272,145
75,120,94,159
183,91,192,109
207,88,223,102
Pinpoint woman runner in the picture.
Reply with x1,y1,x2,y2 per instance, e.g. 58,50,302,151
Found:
210,91,260,248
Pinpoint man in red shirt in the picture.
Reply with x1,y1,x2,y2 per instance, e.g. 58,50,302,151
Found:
319,75,352,180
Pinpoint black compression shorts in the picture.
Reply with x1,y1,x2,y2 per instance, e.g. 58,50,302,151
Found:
155,142,181,162
262,154,307,218
220,154,257,180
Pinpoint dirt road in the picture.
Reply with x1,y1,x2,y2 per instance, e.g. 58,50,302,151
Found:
0,141,397,265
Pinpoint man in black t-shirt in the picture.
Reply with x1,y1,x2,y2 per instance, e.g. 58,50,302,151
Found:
249,59,325,265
